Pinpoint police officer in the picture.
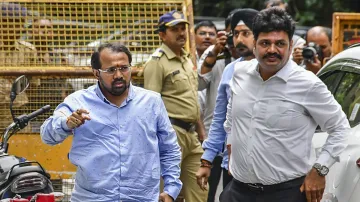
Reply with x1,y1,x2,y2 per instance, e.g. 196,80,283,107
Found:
0,2,37,65
144,10,208,202
0,3,32,132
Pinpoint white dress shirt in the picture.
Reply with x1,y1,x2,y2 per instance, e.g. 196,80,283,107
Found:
225,58,350,185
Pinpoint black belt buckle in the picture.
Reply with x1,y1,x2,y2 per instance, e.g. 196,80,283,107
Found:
247,183,264,193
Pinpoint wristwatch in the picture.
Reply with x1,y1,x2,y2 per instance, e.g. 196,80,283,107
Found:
313,163,329,176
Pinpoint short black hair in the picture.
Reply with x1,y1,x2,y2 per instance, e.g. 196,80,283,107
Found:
194,20,217,33
158,25,167,33
91,43,132,69
252,7,295,41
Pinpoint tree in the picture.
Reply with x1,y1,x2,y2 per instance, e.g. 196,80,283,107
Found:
193,0,360,27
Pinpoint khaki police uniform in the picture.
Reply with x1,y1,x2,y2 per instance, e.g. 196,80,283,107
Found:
0,40,33,132
144,43,208,201
0,40,37,66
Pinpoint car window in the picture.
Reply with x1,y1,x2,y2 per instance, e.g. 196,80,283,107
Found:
320,70,343,93
333,72,360,127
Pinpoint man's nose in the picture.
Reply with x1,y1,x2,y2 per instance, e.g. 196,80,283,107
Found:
236,34,245,44
268,43,277,53
113,69,124,78
179,29,186,36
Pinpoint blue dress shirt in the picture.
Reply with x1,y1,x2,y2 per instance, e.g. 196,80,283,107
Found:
201,57,243,169
40,83,182,202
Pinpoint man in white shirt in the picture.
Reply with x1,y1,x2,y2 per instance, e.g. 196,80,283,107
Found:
195,8,259,201
220,7,350,202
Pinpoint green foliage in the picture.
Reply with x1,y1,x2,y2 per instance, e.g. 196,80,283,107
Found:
193,0,360,27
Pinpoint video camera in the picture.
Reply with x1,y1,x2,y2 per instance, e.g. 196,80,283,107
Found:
302,42,323,62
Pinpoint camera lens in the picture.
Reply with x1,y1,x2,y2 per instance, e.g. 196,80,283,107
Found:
302,47,316,60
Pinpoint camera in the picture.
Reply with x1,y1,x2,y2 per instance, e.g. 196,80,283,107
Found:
215,32,232,60
302,42,323,62
226,32,233,47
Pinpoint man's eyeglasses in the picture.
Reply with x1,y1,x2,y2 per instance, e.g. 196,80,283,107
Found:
98,65,131,75
197,31,216,38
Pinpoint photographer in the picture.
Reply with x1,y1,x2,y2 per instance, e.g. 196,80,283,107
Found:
292,26,332,74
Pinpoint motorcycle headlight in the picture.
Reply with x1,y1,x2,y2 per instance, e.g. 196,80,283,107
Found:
11,172,48,193
321,193,338,202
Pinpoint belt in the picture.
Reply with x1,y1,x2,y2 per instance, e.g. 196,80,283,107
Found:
169,117,195,132
233,176,305,193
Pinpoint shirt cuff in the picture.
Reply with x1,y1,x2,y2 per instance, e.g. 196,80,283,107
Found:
199,71,213,80
164,184,181,201
60,116,72,132
201,149,217,163
315,151,337,168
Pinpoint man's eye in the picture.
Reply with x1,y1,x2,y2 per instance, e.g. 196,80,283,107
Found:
242,32,249,37
107,68,116,73
276,42,286,47
121,66,129,71
209,33,216,37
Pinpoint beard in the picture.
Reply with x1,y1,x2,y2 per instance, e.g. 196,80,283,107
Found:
99,77,128,96
235,43,253,57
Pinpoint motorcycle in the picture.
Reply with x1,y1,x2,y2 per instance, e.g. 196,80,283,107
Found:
0,76,63,201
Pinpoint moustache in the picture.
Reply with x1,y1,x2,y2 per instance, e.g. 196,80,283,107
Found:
112,79,125,85
235,43,249,50
177,36,186,41
263,53,282,60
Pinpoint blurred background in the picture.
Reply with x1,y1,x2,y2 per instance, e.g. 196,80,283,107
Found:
193,0,360,27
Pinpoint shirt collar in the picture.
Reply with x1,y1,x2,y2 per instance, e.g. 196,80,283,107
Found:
95,82,136,106
161,43,189,60
246,59,260,75
274,59,294,82
247,59,294,82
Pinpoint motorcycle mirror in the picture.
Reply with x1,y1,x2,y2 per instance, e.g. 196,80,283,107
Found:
11,75,29,96
10,75,29,122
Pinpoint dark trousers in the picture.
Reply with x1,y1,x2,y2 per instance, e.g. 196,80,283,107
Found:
220,177,307,202
222,168,233,189
207,156,223,202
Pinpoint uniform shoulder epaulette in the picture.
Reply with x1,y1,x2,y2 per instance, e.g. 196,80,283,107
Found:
151,48,164,59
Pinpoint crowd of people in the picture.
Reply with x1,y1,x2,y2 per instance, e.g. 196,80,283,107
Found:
1,0,351,202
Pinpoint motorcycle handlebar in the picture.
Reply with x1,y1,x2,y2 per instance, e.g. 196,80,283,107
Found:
27,105,51,121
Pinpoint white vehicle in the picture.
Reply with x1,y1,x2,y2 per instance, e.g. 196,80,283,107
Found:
313,43,360,202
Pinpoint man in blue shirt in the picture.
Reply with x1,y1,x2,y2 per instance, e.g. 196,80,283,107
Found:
40,43,182,202
196,8,259,192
